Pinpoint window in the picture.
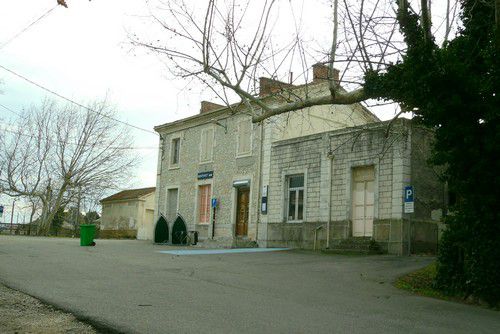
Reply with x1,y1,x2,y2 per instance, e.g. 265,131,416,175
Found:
198,184,211,223
287,175,304,221
200,128,214,163
237,119,252,156
170,138,180,166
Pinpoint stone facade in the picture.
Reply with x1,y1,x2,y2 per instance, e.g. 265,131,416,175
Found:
153,67,377,246
261,119,445,254
154,112,261,243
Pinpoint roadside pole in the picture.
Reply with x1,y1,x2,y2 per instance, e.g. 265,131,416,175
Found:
10,199,16,235
404,186,414,256
211,198,217,239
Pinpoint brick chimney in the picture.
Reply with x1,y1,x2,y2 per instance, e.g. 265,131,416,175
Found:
259,77,294,97
200,101,224,114
312,63,339,83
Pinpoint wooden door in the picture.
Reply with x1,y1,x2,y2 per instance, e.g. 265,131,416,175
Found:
236,187,249,237
352,166,375,237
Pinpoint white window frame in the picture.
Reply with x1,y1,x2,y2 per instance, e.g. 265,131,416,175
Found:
199,127,214,164
236,119,252,158
169,136,181,169
286,174,305,223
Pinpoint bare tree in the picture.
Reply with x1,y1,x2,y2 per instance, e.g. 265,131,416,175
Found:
131,0,460,122
0,99,139,235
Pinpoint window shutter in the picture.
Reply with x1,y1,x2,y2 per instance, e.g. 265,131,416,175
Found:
237,120,251,155
206,128,213,161
200,128,213,162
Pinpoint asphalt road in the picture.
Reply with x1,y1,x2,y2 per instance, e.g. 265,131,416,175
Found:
0,236,498,333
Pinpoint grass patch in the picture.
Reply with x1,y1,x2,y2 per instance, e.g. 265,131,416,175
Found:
395,262,447,299
395,262,497,308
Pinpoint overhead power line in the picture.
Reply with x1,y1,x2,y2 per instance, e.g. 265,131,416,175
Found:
0,125,158,151
0,5,58,51
0,64,158,136
0,103,23,116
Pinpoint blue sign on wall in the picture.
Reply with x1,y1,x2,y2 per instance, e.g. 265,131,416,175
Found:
197,171,213,180
211,198,217,208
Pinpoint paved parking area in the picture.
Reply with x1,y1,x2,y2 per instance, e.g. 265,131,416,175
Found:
0,236,499,333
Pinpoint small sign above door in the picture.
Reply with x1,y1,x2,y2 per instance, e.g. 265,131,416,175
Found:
198,171,214,180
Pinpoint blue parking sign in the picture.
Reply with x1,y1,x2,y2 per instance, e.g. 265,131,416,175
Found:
404,186,414,202
404,186,414,213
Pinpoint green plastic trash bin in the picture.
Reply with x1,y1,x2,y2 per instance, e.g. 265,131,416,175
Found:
80,224,96,246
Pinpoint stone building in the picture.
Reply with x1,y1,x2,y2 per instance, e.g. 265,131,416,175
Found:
153,64,378,247
261,119,445,255
100,187,156,240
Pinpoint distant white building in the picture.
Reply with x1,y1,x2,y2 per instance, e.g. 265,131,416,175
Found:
100,187,155,240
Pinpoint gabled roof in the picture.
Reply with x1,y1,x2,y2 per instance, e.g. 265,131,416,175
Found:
154,79,379,134
100,187,156,203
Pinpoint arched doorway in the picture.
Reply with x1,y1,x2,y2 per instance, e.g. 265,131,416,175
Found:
171,216,187,245
154,216,169,243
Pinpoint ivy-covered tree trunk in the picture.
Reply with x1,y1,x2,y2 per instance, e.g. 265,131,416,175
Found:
365,0,500,306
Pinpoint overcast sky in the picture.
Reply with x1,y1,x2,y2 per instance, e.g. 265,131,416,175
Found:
0,1,202,192
0,0,452,221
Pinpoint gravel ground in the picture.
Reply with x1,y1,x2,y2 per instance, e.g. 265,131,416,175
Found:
0,284,96,334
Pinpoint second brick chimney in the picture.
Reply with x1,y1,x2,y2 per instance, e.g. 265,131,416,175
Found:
259,77,294,97
312,63,339,83
200,101,225,114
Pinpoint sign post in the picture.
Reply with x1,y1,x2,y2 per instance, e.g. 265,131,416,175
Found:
211,198,217,239
404,186,414,255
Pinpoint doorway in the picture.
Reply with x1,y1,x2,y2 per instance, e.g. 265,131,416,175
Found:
352,166,375,237
154,216,169,243
235,187,249,237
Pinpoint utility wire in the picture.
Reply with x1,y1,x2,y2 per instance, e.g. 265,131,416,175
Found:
0,64,159,136
0,103,23,117
0,6,58,51
0,103,158,151
0,125,158,151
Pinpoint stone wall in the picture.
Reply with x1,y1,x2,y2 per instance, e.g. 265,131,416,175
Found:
100,200,140,231
264,119,444,254
98,229,137,239
410,126,446,221
155,113,262,242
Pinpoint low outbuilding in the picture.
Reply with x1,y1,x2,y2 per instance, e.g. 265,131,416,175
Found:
100,187,156,240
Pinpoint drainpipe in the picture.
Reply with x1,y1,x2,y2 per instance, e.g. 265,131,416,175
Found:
256,121,264,245
326,150,334,249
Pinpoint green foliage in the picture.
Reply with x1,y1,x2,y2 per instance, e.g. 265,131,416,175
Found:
395,263,441,297
365,1,499,305
50,207,65,235
84,211,100,224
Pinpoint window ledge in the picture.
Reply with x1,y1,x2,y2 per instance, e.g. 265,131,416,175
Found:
236,153,252,159
286,220,304,224
168,165,180,170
